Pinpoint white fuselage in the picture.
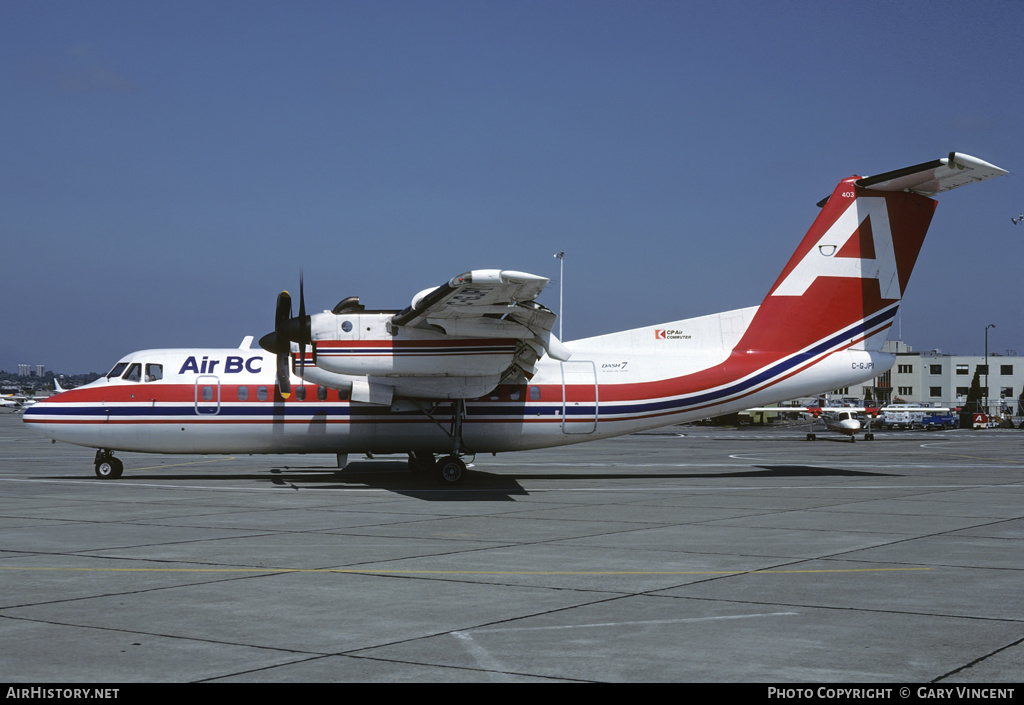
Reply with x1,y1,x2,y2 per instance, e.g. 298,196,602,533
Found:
24,329,891,457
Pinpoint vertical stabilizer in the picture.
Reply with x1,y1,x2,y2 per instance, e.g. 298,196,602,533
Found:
736,153,1006,357
737,181,935,356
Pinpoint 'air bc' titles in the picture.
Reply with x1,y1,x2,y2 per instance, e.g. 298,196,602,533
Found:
178,356,263,375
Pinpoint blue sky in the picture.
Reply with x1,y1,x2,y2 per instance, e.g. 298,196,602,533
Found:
3,0,1021,374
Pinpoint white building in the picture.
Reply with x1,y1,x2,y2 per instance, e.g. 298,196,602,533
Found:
889,351,1022,414
851,342,1024,415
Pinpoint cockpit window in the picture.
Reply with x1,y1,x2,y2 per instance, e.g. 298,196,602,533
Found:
122,363,142,382
106,362,129,379
145,364,163,382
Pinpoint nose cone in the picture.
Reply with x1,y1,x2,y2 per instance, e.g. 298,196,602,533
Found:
21,394,51,434
22,388,75,434
840,418,861,431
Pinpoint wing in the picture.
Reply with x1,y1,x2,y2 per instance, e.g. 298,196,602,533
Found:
747,406,948,416
390,269,571,375
292,268,569,401
393,270,549,327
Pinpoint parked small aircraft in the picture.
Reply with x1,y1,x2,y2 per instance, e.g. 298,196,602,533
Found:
2,393,41,412
24,153,1007,483
747,404,949,441
1,396,26,411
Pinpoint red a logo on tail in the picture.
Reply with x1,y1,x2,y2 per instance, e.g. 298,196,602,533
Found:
771,196,900,300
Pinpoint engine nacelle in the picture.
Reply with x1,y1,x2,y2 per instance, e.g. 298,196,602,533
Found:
309,310,519,378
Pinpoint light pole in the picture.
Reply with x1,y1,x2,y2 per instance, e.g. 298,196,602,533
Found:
985,323,996,417
553,251,564,340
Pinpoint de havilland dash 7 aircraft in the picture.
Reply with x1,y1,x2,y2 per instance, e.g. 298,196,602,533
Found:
24,153,1007,484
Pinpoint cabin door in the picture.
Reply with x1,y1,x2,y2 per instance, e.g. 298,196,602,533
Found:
560,360,598,434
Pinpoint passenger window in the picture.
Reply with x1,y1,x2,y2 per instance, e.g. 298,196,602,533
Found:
122,363,142,382
317,386,328,401
529,386,541,401
145,364,163,382
201,386,214,401
257,386,268,401
510,387,521,401
295,386,306,401
237,386,249,401
337,389,349,401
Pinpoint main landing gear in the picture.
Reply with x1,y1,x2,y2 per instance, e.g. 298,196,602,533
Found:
406,399,471,486
94,450,123,479
435,455,467,485
407,451,468,485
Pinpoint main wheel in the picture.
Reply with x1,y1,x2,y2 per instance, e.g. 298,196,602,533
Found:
95,457,123,479
435,455,466,486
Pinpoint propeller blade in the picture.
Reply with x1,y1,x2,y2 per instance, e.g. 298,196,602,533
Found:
276,290,293,396
275,290,292,330
260,277,311,398
276,351,291,399
298,272,307,374
259,290,293,355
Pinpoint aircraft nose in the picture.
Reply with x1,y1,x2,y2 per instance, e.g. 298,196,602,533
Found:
21,401,41,424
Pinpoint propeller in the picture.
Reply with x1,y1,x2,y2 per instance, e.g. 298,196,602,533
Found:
258,274,313,399
297,272,310,370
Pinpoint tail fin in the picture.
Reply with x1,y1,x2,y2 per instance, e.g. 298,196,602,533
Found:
736,153,1007,356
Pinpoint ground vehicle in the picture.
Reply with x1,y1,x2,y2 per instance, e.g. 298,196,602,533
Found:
880,404,929,429
921,412,958,430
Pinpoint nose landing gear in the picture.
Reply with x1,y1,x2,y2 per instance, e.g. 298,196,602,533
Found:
94,450,123,479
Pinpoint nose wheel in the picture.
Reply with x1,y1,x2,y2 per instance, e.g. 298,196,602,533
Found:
94,450,123,479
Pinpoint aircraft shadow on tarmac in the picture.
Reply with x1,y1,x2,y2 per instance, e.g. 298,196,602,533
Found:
57,461,896,501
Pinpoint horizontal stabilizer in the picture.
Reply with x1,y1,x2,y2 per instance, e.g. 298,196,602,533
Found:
856,152,1008,196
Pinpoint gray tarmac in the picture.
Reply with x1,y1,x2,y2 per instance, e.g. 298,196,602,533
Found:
1,412,1021,683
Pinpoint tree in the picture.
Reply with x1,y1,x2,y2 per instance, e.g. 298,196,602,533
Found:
961,367,983,428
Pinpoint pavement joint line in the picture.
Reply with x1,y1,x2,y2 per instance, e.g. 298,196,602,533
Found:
456,611,802,634
0,565,934,576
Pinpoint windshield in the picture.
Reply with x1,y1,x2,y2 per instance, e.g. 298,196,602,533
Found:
106,362,129,379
